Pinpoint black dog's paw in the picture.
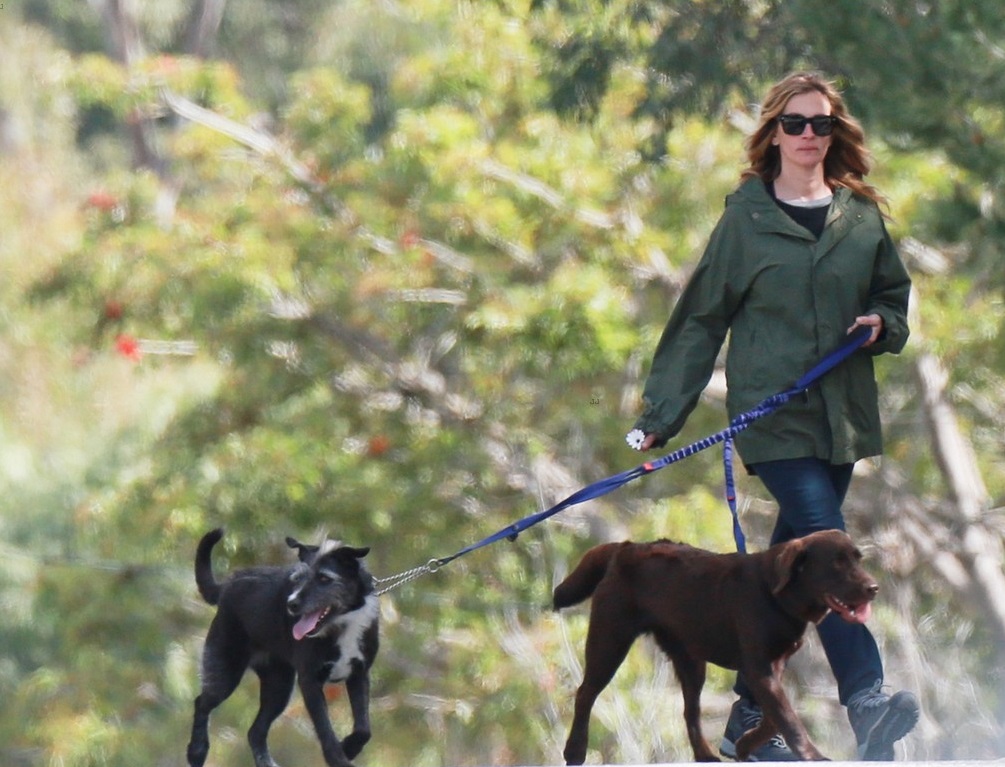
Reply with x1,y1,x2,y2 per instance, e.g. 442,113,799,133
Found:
341,731,370,760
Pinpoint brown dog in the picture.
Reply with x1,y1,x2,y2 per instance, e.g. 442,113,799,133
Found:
554,529,878,763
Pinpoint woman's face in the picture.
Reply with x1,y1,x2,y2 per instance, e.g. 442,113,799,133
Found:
773,90,833,172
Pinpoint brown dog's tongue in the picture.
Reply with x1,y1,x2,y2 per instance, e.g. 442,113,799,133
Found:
828,597,872,624
292,610,323,641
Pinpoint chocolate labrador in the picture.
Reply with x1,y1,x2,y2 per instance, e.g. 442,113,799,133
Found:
554,529,878,763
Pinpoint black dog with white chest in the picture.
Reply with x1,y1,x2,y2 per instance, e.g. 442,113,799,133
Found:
186,528,379,767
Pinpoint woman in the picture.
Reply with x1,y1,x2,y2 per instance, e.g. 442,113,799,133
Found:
631,72,919,760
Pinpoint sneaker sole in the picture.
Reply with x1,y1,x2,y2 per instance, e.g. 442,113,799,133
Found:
720,738,737,760
720,736,800,762
857,691,920,761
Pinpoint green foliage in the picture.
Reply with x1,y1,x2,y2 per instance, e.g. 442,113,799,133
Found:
2,1,1005,765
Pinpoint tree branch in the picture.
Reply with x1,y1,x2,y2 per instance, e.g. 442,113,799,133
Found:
914,351,1005,660
185,0,228,58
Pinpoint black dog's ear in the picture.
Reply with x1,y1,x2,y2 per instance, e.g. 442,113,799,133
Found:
328,546,371,573
338,546,370,560
286,536,321,563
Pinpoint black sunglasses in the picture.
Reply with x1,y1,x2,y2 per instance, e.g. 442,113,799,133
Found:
777,113,838,137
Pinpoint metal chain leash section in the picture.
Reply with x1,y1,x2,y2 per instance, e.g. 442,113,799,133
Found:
373,559,443,596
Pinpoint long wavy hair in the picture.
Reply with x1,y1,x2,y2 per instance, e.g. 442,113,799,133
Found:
742,72,886,208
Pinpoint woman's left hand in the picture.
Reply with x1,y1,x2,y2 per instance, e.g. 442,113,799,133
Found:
847,314,884,346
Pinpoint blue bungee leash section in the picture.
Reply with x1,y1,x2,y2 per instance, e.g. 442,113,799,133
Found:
719,323,873,551
374,326,873,593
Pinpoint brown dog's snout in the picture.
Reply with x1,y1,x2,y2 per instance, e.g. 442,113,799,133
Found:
867,582,879,598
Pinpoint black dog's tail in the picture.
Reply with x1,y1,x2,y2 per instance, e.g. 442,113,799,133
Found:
553,542,622,610
195,528,224,605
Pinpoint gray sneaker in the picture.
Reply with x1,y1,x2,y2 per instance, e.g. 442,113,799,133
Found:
720,698,799,762
847,681,919,760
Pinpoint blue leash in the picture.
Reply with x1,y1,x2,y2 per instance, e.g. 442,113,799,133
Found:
429,325,872,567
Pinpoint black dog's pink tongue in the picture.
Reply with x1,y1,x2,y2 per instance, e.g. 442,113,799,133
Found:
292,610,323,641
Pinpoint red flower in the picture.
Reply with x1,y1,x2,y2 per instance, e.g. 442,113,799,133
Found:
399,229,421,249
367,435,391,457
115,334,142,362
150,55,179,75
86,191,119,211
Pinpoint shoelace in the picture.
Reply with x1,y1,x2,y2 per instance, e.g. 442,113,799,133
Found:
848,683,890,721
739,708,789,750
766,733,788,749
856,694,888,713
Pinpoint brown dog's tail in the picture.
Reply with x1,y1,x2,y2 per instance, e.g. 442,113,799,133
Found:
195,528,224,605
553,542,621,610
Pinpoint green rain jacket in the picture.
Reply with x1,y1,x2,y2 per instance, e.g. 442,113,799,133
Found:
634,177,911,466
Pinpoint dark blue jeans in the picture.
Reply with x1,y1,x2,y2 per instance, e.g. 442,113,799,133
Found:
733,457,882,706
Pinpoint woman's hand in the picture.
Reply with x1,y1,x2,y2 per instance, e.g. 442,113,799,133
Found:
626,429,661,451
848,314,883,346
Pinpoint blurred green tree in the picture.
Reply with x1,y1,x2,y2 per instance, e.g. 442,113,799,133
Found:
1,1,1003,765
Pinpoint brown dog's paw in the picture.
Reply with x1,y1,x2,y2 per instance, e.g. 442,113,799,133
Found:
562,743,587,765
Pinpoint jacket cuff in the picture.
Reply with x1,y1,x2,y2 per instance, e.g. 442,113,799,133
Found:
866,306,908,355
632,400,672,448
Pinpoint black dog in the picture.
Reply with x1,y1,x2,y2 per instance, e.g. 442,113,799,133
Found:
186,528,379,767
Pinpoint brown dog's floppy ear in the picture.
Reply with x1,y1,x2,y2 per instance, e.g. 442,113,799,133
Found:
772,538,807,595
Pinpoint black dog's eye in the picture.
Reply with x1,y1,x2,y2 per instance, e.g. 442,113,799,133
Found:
317,573,333,585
